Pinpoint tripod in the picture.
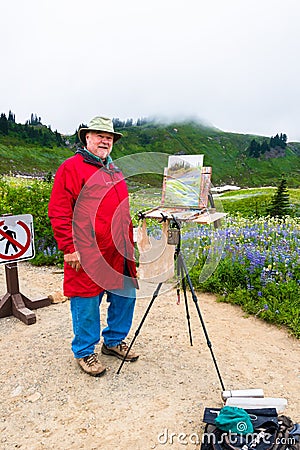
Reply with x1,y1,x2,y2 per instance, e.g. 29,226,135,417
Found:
117,216,226,392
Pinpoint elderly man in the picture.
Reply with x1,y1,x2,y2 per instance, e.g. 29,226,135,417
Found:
48,116,139,377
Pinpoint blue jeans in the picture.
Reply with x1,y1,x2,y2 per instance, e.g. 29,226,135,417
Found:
70,279,136,359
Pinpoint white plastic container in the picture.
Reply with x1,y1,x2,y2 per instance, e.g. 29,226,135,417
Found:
226,397,288,413
222,389,264,401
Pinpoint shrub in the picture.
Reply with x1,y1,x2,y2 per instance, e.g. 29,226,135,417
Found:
0,177,63,266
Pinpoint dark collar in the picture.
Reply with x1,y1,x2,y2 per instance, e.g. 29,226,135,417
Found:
75,148,120,173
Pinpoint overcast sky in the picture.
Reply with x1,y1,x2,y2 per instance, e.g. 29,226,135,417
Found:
2,0,300,141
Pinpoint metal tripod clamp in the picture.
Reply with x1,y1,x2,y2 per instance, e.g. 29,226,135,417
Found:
137,211,146,221
167,215,181,248
159,212,168,223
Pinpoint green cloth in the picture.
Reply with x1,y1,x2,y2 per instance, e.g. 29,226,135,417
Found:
214,406,254,434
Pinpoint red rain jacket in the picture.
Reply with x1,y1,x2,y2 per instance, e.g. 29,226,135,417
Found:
48,150,138,297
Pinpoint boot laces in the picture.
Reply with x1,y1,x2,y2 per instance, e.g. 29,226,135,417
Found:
83,353,98,367
119,342,128,352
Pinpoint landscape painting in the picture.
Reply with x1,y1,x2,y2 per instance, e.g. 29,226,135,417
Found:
163,155,204,208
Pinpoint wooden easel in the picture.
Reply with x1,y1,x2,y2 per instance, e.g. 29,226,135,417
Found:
143,166,226,225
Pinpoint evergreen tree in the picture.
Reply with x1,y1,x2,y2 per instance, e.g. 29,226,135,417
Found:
281,133,287,145
0,113,8,135
260,140,270,154
270,133,287,149
267,178,291,218
55,130,64,146
75,123,88,144
125,118,133,127
112,118,125,128
29,113,42,125
8,110,15,122
248,139,261,157
136,117,148,126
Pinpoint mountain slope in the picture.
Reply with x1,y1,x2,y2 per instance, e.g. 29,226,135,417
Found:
0,121,299,187
112,122,300,187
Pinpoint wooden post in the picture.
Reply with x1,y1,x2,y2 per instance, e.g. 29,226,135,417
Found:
0,263,51,325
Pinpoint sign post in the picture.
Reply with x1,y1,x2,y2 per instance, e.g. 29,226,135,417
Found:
0,214,51,325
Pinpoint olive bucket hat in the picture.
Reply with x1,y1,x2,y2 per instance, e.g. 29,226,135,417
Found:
78,116,123,146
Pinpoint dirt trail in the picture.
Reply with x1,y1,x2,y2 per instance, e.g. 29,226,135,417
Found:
0,262,299,450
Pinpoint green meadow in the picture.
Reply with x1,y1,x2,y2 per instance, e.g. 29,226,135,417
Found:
0,170,299,338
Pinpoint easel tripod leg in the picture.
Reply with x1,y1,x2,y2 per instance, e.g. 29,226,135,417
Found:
117,282,163,375
178,252,226,392
180,263,193,346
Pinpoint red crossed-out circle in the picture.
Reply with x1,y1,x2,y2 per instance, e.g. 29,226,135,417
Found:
0,220,31,260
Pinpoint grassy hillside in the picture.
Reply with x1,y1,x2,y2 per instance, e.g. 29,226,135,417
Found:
220,187,300,217
0,121,299,187
0,135,73,176
113,122,300,187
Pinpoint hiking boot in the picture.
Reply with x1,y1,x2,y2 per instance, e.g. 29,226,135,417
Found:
77,353,106,377
101,342,139,362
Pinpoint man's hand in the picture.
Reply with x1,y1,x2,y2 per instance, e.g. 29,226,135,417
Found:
64,251,81,272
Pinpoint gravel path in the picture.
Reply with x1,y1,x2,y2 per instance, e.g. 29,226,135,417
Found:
0,262,299,450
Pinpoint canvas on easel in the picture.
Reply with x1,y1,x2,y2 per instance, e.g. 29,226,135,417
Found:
144,155,213,221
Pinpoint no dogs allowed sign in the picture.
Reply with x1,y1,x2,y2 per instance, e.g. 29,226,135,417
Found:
0,214,35,264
